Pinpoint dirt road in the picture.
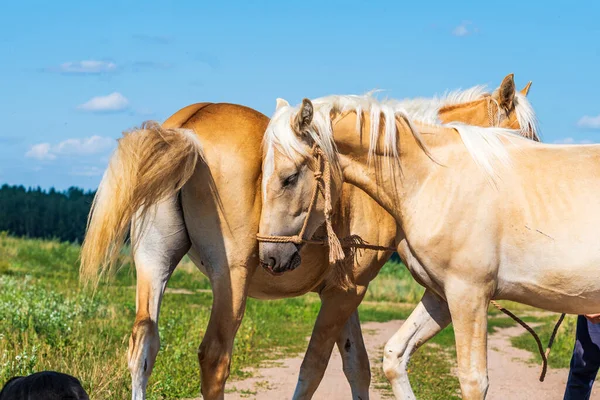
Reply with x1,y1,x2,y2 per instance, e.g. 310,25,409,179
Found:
219,320,598,399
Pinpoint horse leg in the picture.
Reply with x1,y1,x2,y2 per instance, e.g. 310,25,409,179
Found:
128,196,190,400
198,264,251,400
383,289,451,400
446,280,491,400
293,285,367,400
336,309,371,399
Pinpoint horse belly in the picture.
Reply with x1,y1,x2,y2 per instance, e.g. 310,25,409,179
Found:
497,237,600,314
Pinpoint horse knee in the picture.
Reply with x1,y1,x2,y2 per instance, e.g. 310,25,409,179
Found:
128,318,160,396
458,371,488,399
198,343,231,400
198,340,231,387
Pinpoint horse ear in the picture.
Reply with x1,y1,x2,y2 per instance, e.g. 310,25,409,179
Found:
498,73,516,110
520,81,532,96
276,98,290,111
293,98,313,133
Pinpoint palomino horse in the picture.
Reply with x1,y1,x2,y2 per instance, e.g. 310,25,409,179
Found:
81,75,535,399
268,76,538,400
257,88,600,400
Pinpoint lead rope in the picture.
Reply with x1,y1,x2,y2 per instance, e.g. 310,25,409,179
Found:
490,300,565,382
257,147,564,382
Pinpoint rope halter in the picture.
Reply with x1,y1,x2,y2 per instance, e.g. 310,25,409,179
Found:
487,96,502,127
256,145,345,264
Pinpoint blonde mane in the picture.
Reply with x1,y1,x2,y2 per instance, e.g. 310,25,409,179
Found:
264,85,539,182
512,92,539,140
392,85,489,124
395,85,539,140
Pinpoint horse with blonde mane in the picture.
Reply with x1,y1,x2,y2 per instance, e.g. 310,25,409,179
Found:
81,75,535,399
257,82,600,400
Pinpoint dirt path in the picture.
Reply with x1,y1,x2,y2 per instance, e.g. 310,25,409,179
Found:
217,321,597,399
225,320,401,399
486,324,598,399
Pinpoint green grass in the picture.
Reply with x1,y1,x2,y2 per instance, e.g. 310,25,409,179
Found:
2,234,554,399
365,259,425,304
0,235,419,399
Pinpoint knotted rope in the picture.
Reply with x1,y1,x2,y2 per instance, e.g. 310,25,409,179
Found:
257,145,565,383
257,145,396,264
487,97,501,127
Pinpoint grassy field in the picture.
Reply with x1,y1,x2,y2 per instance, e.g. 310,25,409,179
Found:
1,234,562,399
0,235,423,399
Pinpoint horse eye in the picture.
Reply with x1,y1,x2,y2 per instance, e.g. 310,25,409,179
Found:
282,172,299,187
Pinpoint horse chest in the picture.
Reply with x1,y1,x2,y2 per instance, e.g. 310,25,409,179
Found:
397,240,446,298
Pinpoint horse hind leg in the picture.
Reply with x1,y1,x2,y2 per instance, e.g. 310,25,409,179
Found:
127,195,190,400
383,289,451,400
192,259,253,400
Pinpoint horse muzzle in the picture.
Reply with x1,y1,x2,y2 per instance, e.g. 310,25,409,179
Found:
259,242,302,275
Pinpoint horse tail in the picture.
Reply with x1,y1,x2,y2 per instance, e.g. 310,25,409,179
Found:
80,121,204,283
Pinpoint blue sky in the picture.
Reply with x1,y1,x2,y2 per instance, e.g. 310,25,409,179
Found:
1,0,599,190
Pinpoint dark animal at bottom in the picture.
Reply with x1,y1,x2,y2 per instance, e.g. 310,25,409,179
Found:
0,371,89,400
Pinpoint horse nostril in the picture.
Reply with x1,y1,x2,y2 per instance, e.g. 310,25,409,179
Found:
268,257,276,267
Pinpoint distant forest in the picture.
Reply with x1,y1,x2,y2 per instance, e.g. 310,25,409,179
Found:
0,184,404,262
0,185,96,243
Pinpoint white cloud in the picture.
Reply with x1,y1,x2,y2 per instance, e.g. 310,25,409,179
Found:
49,60,117,74
577,115,600,129
77,92,129,112
452,21,476,37
553,137,593,144
54,136,115,155
25,143,56,160
25,136,115,161
453,25,468,36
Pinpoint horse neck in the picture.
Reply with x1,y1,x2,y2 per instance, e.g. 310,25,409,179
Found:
330,112,448,223
438,99,489,126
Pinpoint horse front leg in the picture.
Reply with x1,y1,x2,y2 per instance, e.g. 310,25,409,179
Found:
293,284,368,400
336,309,371,399
128,197,190,400
383,289,451,400
199,264,251,400
445,279,492,400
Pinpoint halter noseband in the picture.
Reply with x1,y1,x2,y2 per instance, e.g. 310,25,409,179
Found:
256,145,346,264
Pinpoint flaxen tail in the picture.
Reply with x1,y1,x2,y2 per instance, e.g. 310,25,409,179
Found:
80,121,203,283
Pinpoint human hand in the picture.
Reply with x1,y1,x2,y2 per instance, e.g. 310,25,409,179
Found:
584,314,600,324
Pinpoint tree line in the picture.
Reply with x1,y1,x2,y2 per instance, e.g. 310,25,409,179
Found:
0,184,96,243
0,184,405,263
